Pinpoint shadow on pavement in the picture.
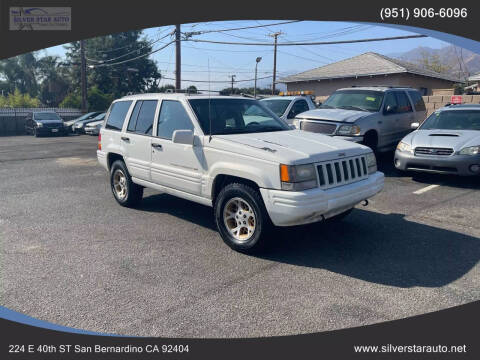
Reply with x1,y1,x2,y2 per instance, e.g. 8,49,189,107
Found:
140,193,479,289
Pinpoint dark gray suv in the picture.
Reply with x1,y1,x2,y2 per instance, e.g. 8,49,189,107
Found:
293,86,427,152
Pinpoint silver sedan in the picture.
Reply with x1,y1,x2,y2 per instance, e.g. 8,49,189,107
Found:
394,104,480,176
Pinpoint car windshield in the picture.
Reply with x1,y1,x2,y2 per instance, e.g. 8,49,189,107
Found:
260,99,291,117
420,110,480,131
188,98,289,135
34,112,62,121
93,113,106,120
77,112,97,120
321,90,384,112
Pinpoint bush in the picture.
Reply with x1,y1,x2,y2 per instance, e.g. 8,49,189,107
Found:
87,86,113,111
59,93,81,108
0,89,41,108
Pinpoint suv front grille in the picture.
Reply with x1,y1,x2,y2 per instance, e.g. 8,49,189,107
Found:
300,121,337,134
316,155,368,189
414,147,454,156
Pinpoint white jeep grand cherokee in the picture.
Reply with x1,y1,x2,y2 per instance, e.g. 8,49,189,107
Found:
97,94,384,253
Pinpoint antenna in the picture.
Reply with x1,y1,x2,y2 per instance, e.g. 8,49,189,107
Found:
208,58,212,143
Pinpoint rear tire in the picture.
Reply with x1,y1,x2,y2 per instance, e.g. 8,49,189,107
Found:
214,183,271,254
110,160,143,207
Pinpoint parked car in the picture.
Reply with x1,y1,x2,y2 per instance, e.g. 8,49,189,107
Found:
293,86,427,152
84,118,104,135
394,104,480,176
260,95,316,124
25,111,66,137
73,112,105,134
64,111,102,133
97,94,384,253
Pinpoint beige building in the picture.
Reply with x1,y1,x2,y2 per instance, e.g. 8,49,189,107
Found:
279,52,460,99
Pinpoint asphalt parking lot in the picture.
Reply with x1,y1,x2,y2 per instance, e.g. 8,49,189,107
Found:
1,134,479,338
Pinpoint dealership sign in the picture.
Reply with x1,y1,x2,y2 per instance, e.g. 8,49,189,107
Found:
9,7,71,30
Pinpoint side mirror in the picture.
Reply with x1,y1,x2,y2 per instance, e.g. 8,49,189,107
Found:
384,105,396,114
172,129,194,145
411,122,419,130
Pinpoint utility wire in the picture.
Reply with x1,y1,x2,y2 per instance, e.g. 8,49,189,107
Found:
161,75,272,83
184,34,427,46
182,20,300,36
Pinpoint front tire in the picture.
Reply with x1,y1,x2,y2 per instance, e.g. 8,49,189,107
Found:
110,160,143,207
214,183,271,253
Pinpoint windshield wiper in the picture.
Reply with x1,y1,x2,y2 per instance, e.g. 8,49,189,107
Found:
338,105,369,112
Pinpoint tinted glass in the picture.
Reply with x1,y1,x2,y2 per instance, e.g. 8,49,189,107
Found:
135,100,157,135
260,99,291,117
189,98,288,135
105,101,132,131
322,90,384,112
34,112,62,121
395,91,412,113
420,110,480,131
409,91,426,111
292,100,309,113
383,92,398,114
127,101,142,132
157,100,193,139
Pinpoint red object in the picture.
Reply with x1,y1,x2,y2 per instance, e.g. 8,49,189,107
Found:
451,95,462,104
98,133,102,150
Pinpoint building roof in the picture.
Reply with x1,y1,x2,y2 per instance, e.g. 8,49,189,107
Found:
279,52,461,83
469,72,480,81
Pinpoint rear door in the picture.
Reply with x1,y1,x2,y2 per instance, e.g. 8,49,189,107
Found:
379,91,401,147
122,99,158,181
408,90,428,124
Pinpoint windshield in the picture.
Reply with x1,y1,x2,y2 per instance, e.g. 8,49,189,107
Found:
93,113,106,120
77,112,97,121
260,99,291,117
420,110,480,131
188,98,289,135
34,112,62,121
322,90,384,112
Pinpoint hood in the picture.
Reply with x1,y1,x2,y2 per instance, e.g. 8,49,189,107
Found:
212,130,370,165
85,120,103,127
403,129,480,151
296,108,371,123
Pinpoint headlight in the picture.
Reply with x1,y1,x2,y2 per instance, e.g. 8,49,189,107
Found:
280,164,318,191
458,146,480,155
366,152,377,174
292,119,300,129
337,124,361,136
36,122,43,127
396,141,412,153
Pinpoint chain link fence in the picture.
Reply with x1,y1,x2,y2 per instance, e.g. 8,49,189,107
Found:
0,108,83,136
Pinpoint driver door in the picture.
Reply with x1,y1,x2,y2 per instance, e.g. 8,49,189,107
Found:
150,100,204,195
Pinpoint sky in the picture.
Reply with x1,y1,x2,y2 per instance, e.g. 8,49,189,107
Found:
41,20,452,92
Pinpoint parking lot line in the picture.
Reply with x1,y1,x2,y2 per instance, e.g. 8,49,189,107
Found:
413,184,440,195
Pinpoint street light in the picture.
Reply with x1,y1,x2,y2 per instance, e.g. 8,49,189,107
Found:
254,57,262,99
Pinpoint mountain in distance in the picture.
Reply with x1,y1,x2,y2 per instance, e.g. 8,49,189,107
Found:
388,45,480,80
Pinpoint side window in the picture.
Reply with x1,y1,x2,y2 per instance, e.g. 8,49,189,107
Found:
408,91,426,112
383,92,398,114
288,100,309,118
157,100,194,139
395,91,412,113
105,101,132,131
127,101,142,132
135,100,157,135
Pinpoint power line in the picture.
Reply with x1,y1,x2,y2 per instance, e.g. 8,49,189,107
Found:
182,20,301,36
161,75,272,83
184,34,427,46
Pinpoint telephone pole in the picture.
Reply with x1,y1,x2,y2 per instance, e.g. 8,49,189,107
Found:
80,40,87,112
175,24,181,92
230,75,236,95
269,31,283,95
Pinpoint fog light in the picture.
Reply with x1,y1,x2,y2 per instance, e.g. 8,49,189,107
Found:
469,164,480,173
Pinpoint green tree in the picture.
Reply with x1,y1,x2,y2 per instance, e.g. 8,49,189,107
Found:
87,86,113,110
59,93,81,108
37,55,70,106
0,53,39,97
0,88,40,107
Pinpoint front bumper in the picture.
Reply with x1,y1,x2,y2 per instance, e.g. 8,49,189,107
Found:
36,127,65,135
260,171,384,226
394,150,480,176
334,135,364,143
85,127,99,135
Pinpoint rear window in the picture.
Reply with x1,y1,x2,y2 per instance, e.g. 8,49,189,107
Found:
408,91,426,112
105,101,132,131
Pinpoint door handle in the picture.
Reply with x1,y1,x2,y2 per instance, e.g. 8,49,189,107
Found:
151,143,162,149
121,136,130,142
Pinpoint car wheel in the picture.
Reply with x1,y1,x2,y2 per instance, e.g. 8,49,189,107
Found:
214,183,271,253
110,160,143,207
363,131,378,152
